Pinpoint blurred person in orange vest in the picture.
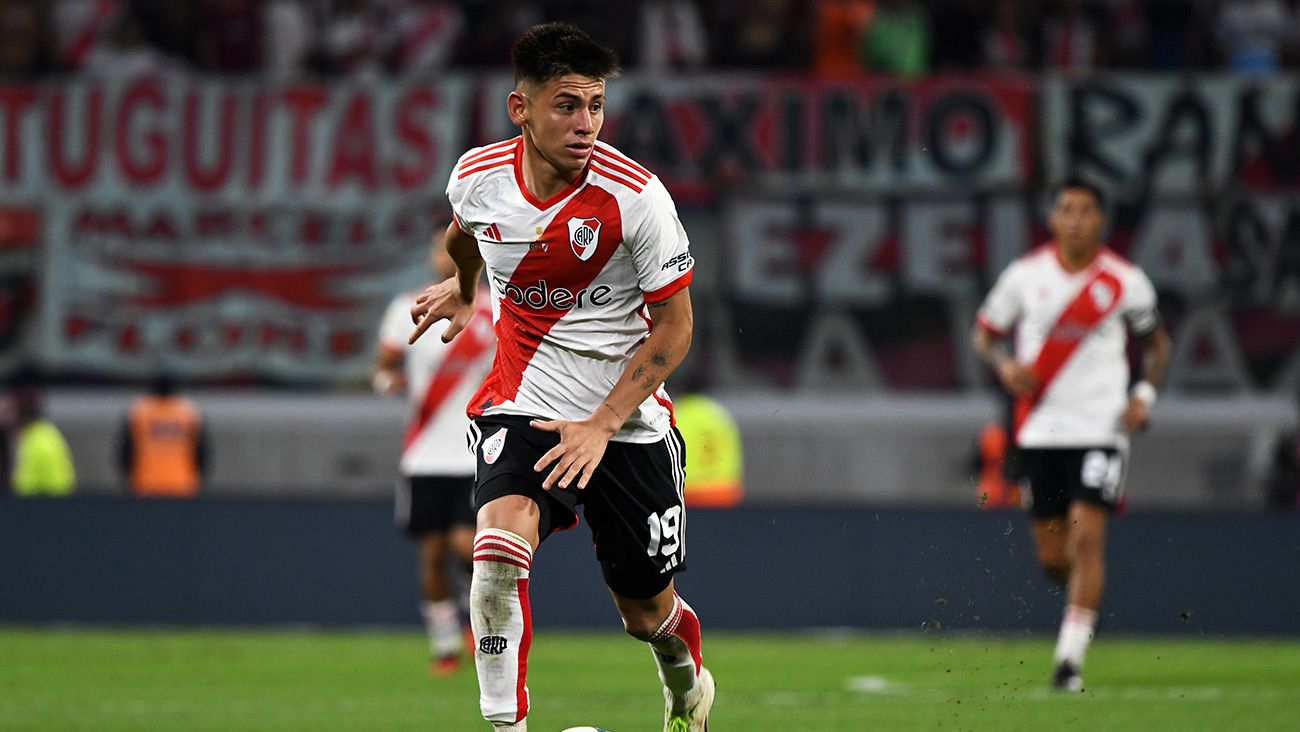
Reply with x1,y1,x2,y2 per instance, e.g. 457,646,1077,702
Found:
118,373,207,498
813,0,875,76
973,421,1021,509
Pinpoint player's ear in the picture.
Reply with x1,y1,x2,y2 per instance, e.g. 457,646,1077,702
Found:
508,90,528,128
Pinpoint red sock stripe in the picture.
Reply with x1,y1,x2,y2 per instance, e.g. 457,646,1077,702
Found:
673,595,703,675
515,576,532,723
474,531,530,549
473,540,533,565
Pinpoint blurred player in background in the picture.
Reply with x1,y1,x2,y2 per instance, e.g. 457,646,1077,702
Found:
374,236,495,676
972,178,1171,692
408,22,712,732
119,373,206,498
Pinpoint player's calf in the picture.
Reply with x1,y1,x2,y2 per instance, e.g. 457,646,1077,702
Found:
469,529,534,727
646,594,702,699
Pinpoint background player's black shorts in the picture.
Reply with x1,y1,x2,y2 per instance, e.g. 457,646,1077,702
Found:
395,475,476,537
470,414,688,600
1019,447,1128,519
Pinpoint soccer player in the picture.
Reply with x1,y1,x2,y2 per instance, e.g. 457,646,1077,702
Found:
374,238,495,676
407,22,713,732
972,178,1171,692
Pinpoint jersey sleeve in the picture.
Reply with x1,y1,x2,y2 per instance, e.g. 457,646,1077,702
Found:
976,263,1024,336
377,293,412,350
444,151,475,236
1122,267,1160,337
627,177,694,303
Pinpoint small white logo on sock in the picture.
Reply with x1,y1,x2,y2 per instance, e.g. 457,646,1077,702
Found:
482,428,508,465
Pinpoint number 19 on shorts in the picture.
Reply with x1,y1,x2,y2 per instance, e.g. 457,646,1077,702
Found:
646,506,684,572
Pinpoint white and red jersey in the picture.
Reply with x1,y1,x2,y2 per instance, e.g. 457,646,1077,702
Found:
379,288,495,476
446,137,694,443
977,244,1159,449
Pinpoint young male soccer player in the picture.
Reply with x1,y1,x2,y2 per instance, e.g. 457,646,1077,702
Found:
408,22,713,731
972,178,1171,692
374,238,495,676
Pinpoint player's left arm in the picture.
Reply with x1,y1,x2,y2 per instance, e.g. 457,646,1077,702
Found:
532,288,693,491
1120,324,1172,433
1120,271,1171,433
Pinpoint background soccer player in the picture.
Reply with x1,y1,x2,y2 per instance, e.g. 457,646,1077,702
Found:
374,238,495,676
408,22,713,732
971,178,1171,692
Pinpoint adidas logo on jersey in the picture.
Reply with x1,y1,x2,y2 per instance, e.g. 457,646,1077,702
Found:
494,276,613,311
482,223,502,241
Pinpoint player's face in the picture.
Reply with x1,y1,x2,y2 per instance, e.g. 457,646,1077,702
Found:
515,74,605,178
1049,188,1104,259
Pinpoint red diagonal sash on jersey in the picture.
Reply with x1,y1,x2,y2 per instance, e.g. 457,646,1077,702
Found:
403,300,494,452
469,184,624,416
1013,269,1124,440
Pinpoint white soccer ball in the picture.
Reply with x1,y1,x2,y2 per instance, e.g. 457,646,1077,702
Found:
559,728,610,732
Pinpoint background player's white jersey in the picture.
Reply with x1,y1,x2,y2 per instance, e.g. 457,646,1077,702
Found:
379,290,495,475
977,245,1159,448
447,137,694,443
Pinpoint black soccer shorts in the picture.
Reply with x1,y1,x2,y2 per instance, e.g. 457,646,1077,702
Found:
395,475,476,537
469,414,688,599
1019,447,1128,518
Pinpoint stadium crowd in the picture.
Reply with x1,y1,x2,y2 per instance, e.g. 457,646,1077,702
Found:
2,0,1300,79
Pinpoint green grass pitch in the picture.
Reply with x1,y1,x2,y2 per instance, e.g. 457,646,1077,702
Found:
1,628,1296,731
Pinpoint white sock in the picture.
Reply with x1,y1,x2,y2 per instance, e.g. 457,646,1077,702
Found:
420,599,462,658
1053,604,1097,668
470,530,533,726
648,593,703,714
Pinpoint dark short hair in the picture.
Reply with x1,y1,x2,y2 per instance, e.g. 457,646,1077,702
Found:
1054,176,1107,212
511,22,621,86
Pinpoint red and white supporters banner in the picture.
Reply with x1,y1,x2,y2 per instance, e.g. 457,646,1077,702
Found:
1042,75,1300,197
479,73,1035,195
0,73,471,380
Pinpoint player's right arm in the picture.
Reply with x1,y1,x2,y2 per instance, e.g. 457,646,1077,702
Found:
972,326,1038,397
972,264,1038,397
409,221,483,345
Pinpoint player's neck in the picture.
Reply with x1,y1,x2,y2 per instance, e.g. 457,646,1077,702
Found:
1055,242,1101,273
519,137,583,202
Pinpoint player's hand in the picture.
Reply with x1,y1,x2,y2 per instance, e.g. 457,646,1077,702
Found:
529,415,619,491
409,278,474,345
997,360,1040,397
1120,398,1150,433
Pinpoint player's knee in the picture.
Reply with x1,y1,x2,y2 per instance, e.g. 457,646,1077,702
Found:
620,613,662,642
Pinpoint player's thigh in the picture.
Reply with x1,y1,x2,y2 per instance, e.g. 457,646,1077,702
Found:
1020,448,1072,520
470,415,578,546
1070,447,1128,514
585,428,687,600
